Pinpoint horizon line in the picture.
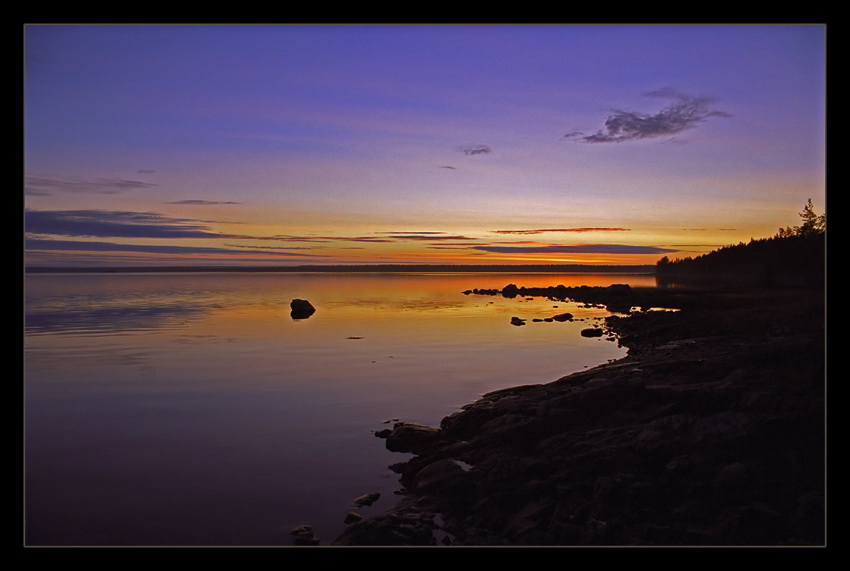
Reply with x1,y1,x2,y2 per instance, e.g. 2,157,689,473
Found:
25,263,657,274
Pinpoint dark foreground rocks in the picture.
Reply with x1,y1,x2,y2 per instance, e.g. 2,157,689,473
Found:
334,286,825,546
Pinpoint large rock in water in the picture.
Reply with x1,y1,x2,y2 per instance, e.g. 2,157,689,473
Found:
290,299,316,319
376,422,444,454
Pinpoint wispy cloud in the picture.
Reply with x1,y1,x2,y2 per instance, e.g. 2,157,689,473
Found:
24,209,368,245
168,199,241,205
457,144,492,156
473,244,677,254
25,237,323,258
565,88,730,143
25,176,157,196
25,209,222,239
493,228,631,235
383,234,478,241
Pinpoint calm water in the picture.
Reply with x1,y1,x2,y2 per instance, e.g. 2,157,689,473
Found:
24,271,656,546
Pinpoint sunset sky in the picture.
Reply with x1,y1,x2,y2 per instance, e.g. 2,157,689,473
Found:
24,24,826,267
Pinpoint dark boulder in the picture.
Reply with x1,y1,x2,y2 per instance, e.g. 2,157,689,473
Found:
502,284,520,298
353,492,381,507
581,327,605,337
378,422,444,454
290,299,316,319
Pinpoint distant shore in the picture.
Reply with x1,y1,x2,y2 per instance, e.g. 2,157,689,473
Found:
24,264,656,275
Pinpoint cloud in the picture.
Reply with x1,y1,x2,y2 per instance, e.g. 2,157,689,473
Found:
25,237,323,258
472,244,677,254
374,231,478,242
25,176,157,196
25,209,222,239
566,88,730,143
168,200,241,205
384,234,478,241
493,228,631,235
457,144,492,156
219,233,396,244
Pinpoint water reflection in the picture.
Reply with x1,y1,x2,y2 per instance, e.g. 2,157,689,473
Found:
25,271,654,546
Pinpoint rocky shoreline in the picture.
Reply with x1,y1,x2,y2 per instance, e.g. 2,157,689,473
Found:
331,284,826,547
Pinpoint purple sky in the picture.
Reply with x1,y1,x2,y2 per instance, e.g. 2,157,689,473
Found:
24,24,826,267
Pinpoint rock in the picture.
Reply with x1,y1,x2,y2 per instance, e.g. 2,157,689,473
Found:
379,422,443,454
290,298,316,319
290,524,320,545
510,317,526,326
333,510,439,546
581,327,604,337
552,312,573,322
502,284,520,297
344,512,363,524
353,492,381,507
337,286,825,546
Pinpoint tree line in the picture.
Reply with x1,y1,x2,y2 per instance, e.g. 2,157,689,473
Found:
655,200,825,287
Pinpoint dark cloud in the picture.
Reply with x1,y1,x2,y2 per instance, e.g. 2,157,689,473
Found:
457,144,492,156
473,244,677,255
25,237,322,258
493,228,631,235
223,243,314,251
327,236,396,243
379,231,446,235
565,88,730,143
25,176,157,196
439,165,457,170
25,209,221,239
218,233,395,244
168,200,242,205
374,231,477,242
385,234,477,241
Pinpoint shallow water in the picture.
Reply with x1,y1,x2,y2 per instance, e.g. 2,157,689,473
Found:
24,271,655,546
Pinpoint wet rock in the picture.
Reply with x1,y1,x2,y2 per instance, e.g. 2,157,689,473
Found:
580,327,604,337
510,317,527,326
290,298,316,319
353,492,381,507
332,510,439,546
337,286,824,546
502,284,520,298
378,422,444,454
290,524,320,545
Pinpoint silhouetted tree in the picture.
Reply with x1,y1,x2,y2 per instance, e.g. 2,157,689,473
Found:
777,199,825,238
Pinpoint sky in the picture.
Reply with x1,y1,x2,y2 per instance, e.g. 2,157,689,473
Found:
23,24,827,267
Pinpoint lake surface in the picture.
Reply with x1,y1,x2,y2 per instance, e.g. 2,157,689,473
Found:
24,271,656,546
